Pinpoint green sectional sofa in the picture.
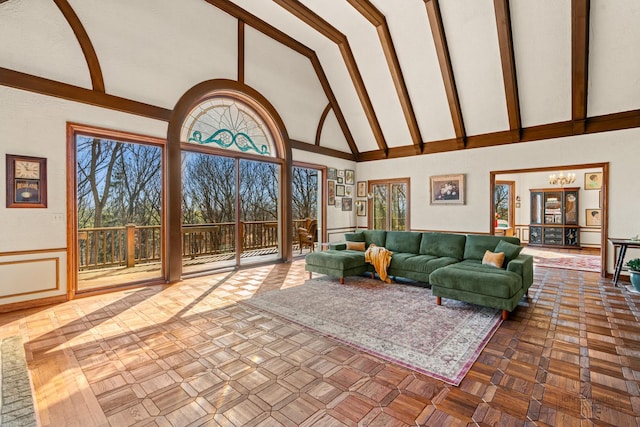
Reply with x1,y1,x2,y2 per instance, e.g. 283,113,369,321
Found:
304,230,533,320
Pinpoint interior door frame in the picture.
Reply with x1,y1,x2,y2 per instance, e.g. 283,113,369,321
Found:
490,162,609,278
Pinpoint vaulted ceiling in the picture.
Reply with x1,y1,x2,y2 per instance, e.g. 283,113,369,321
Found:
2,0,639,162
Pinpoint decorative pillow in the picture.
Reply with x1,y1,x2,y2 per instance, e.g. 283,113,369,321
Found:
495,240,523,265
346,241,366,251
482,250,505,268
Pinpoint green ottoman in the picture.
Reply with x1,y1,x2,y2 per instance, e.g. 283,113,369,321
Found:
304,250,368,284
430,262,525,320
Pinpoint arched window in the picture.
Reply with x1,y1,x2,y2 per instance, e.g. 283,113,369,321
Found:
181,97,276,157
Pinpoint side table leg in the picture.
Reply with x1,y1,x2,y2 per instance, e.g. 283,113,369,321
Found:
613,245,627,287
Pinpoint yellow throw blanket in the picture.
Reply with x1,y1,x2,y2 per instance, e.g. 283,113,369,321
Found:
365,244,392,283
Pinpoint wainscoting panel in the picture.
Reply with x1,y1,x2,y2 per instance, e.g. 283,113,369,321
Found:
0,249,67,304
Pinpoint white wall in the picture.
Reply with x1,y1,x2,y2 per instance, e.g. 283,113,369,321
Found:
356,128,640,273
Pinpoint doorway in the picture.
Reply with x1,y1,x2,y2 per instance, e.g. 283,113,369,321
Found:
491,163,608,277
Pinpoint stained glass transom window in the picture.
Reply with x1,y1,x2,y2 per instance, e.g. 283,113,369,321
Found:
181,97,275,157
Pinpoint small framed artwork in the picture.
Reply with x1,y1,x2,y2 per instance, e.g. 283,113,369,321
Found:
336,184,345,197
345,186,352,197
342,198,352,211
356,200,366,216
6,154,47,208
327,167,337,181
337,169,345,178
584,172,602,190
430,174,465,205
345,169,355,185
357,181,367,198
337,177,344,184
328,180,335,205
586,209,601,226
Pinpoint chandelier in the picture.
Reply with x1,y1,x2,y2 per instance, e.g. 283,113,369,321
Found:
549,172,576,187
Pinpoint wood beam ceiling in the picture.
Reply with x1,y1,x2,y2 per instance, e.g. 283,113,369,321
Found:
53,0,104,92
424,0,466,149
273,0,389,157
572,0,590,134
347,0,423,154
493,0,521,140
205,0,359,159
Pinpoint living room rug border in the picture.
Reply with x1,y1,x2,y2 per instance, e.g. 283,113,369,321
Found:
243,278,503,386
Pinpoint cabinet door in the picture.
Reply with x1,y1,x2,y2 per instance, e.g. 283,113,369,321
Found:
530,192,543,224
564,190,579,225
543,227,563,245
565,227,579,246
529,226,542,244
544,192,562,224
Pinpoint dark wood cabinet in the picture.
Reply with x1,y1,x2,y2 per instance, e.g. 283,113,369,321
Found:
529,187,580,248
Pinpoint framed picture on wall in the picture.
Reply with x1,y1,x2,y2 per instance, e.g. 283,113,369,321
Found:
356,200,366,216
430,174,465,205
327,168,337,180
336,184,345,197
586,209,601,226
345,169,355,185
328,180,335,205
342,198,352,211
6,154,47,208
357,181,367,197
584,172,602,190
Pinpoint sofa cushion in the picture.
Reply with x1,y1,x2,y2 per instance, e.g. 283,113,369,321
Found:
386,231,422,254
495,240,523,265
482,250,505,268
419,232,466,260
363,230,387,248
463,235,520,261
394,254,459,275
430,263,522,299
346,241,366,251
305,250,365,270
345,232,365,243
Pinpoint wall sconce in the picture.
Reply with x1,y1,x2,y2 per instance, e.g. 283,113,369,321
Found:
515,196,521,202
367,192,374,199
515,195,521,208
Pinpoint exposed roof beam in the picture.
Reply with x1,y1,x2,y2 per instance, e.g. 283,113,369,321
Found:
53,0,105,93
315,103,332,146
572,0,590,134
205,0,360,158
358,109,640,161
0,67,171,120
424,0,466,148
273,0,389,157
493,0,521,139
290,139,355,161
348,0,423,154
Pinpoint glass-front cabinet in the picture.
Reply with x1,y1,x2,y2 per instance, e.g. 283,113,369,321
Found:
529,188,580,248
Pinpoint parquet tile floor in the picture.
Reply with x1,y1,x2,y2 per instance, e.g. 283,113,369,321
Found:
1,259,639,426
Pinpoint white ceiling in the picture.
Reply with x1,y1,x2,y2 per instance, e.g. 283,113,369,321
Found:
1,0,639,159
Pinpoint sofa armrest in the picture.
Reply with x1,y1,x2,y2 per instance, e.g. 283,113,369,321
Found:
329,242,347,250
506,254,534,290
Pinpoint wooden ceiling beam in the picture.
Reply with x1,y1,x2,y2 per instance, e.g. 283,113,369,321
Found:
205,0,359,158
53,0,105,93
493,0,521,138
289,139,355,161
0,67,171,120
274,0,389,157
572,0,590,134
348,0,423,154
424,0,466,146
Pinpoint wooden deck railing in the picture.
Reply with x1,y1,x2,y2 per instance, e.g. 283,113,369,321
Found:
78,219,310,270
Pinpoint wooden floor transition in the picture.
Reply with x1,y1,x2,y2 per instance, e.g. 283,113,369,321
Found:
1,258,639,426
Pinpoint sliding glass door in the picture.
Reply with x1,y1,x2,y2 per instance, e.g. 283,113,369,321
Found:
369,179,410,231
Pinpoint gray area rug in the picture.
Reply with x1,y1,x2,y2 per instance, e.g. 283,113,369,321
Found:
244,276,502,386
1,336,38,427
